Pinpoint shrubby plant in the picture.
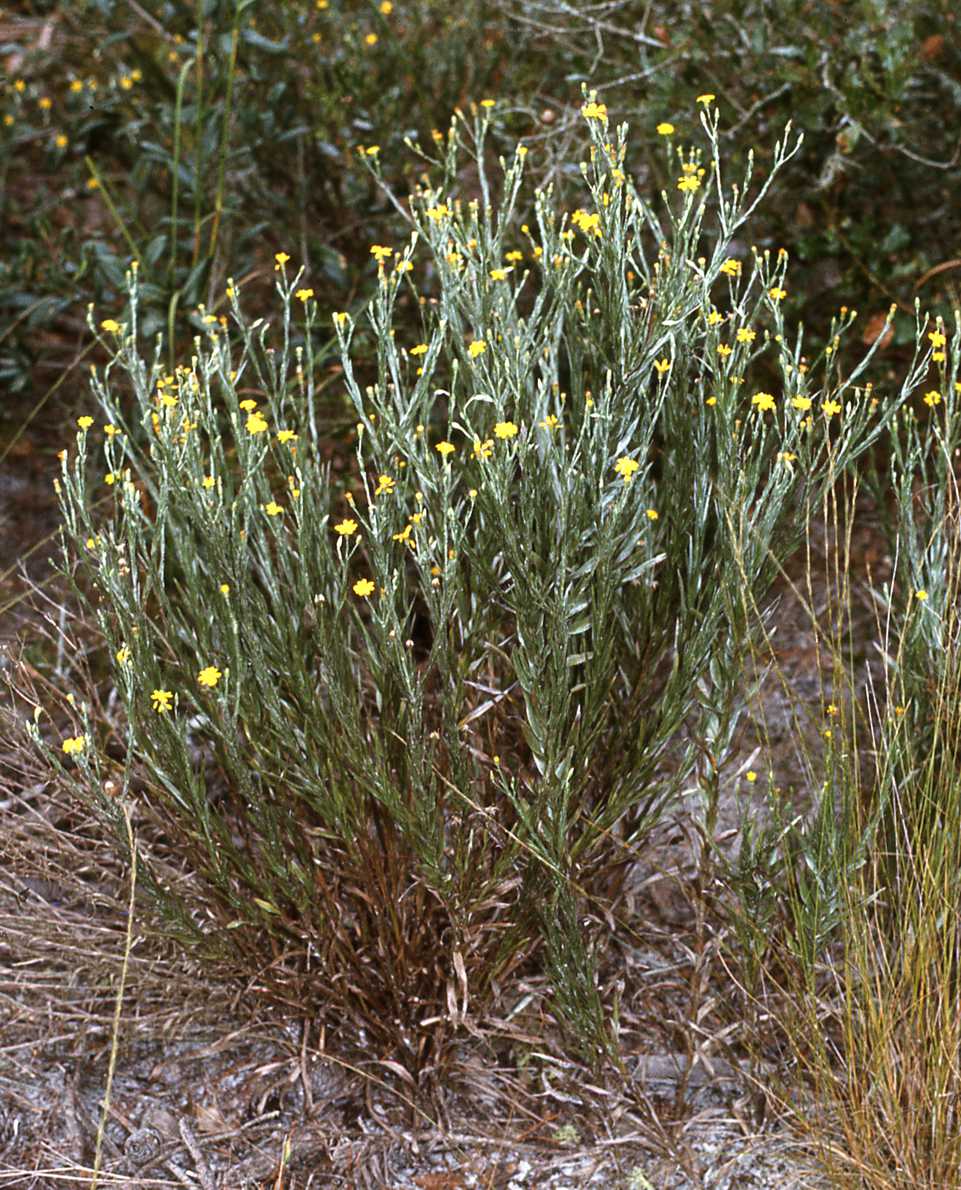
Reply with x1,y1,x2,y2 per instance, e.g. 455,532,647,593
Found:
35,97,933,1069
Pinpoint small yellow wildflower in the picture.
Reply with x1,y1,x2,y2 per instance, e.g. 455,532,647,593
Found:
409,343,429,356
821,400,842,417
100,318,122,333
656,122,675,135
719,258,741,277
38,96,52,110
489,268,510,281
654,358,671,375
55,133,68,149
494,421,518,439
151,689,173,714
353,578,376,598
614,456,639,482
769,287,787,301
473,439,494,460
379,0,393,12
915,589,929,602
752,392,776,412
77,416,94,430
295,287,314,302
365,32,378,46
717,343,732,357
333,311,349,327
677,175,700,193
791,396,812,411
334,518,358,536
923,390,942,407
929,330,946,348
426,203,451,221
61,735,86,756
264,502,284,516
276,429,298,444
116,646,130,664
202,475,216,489
274,251,290,269
696,93,716,105
104,423,120,437
198,666,222,688
707,310,724,326
646,508,659,520
435,440,456,457
219,583,230,595
370,244,392,262
581,100,608,120
468,339,487,358
746,770,758,783
374,474,396,496
539,414,560,431
736,327,756,344
246,411,269,434
239,398,258,411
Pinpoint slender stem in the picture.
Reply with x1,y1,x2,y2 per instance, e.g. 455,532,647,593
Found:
169,57,195,293
207,0,242,268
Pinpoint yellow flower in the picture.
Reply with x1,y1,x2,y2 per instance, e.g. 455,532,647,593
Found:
104,423,120,437
480,98,496,108
151,689,173,714
473,438,494,460
656,122,675,135
202,475,216,489
38,95,52,110
374,474,396,496
736,327,756,344
362,144,380,157
646,508,659,520
923,390,942,407
77,415,94,430
435,440,456,457
915,589,928,601
334,518,358,536
379,0,393,12
745,770,758,783
468,339,487,358
581,100,608,120
55,133,68,149
265,502,284,516
539,414,560,431
274,251,290,269
677,175,700,193
505,250,524,262
276,429,298,444
116,646,131,664
104,472,118,486
219,583,230,595
716,343,732,357
696,93,716,105
246,411,269,434
614,456,639,482
489,268,510,281
353,578,376,597
409,343,429,356
752,392,776,412
707,310,724,326
332,311,349,327
929,330,946,348
61,735,86,756
295,287,314,302
239,398,258,411
791,396,812,411
821,400,842,417
393,523,413,544
365,32,378,46
426,203,451,221
719,258,741,277
769,287,787,301
654,358,671,375
370,244,392,262
198,665,222,688
494,421,518,439
100,318,122,333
